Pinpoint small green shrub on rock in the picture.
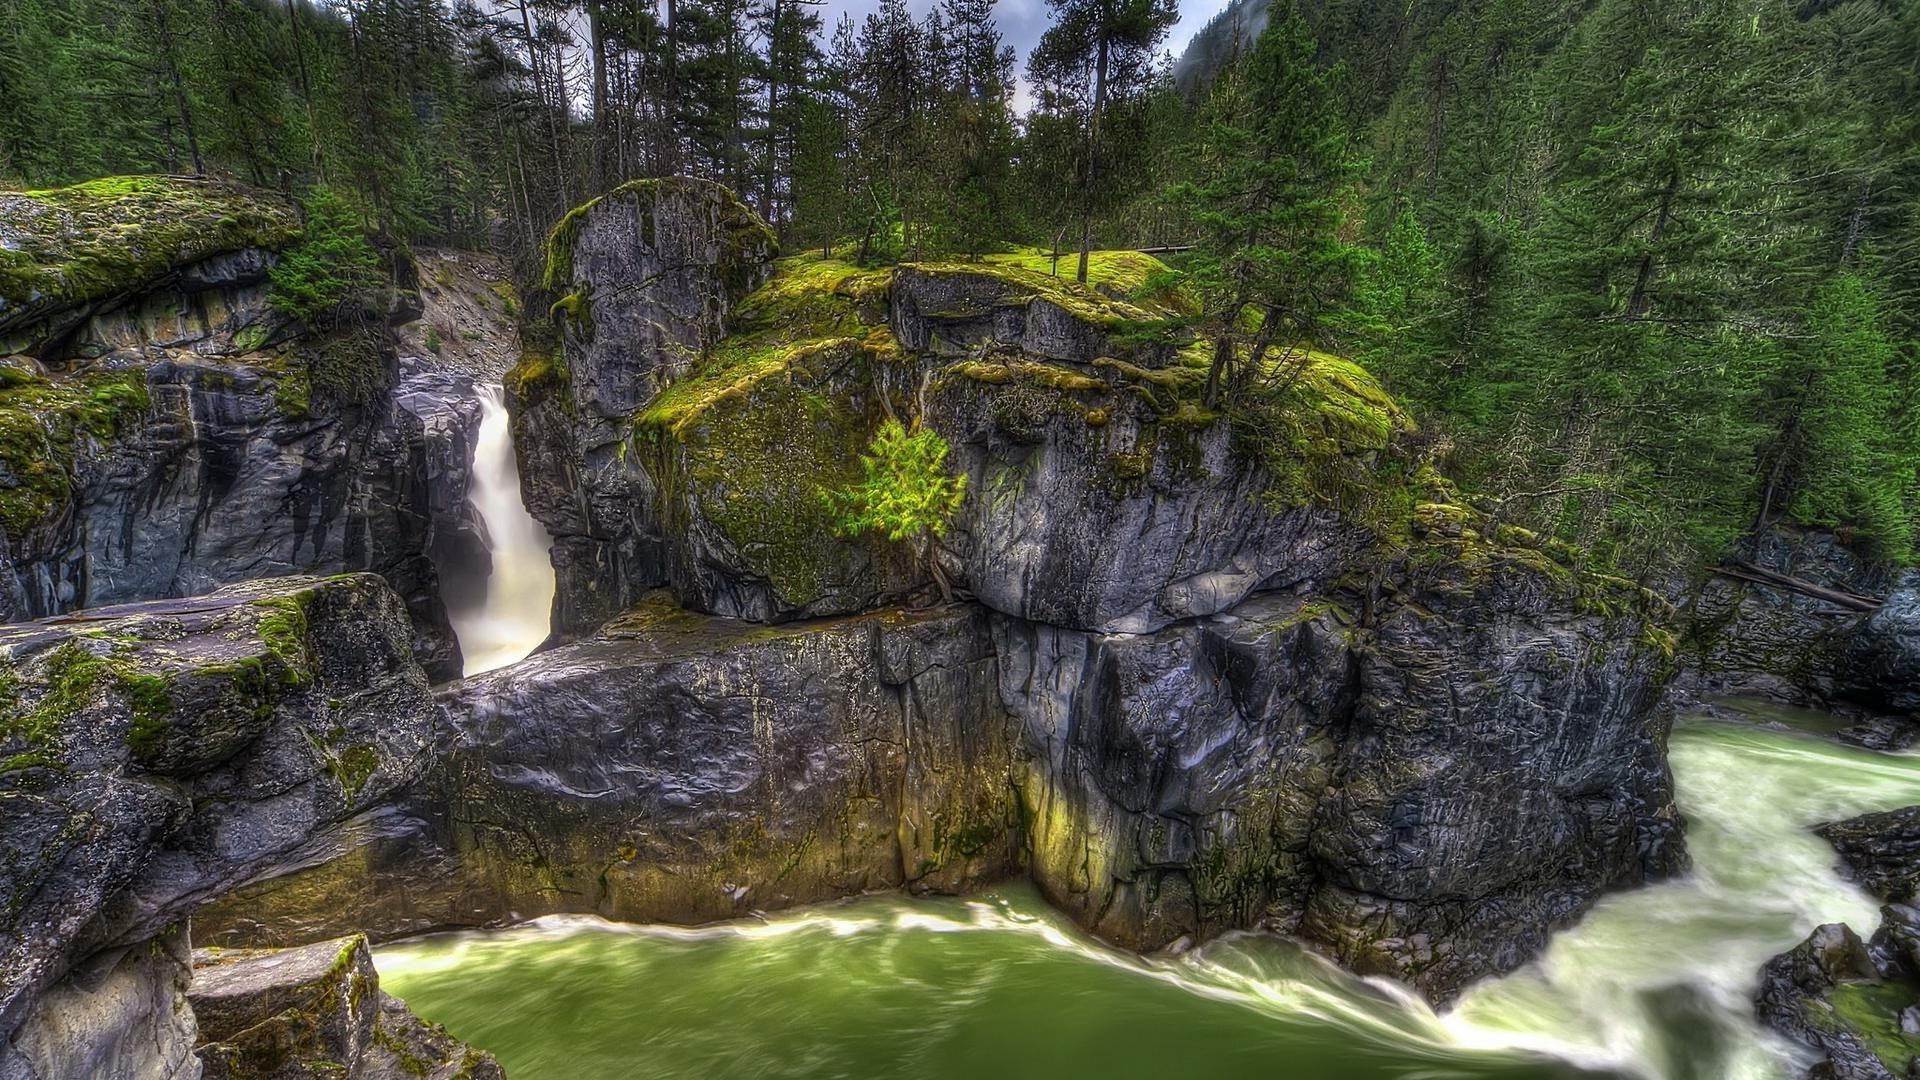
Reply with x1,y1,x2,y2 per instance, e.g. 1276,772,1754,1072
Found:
828,419,968,600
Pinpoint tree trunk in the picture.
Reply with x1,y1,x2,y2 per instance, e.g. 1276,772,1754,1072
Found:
1626,163,1679,318
590,2,612,190
1078,30,1111,286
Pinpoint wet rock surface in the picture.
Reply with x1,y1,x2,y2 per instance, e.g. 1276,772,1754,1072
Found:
1820,806,1920,905
191,935,501,1080
1841,591,1920,719
195,597,1021,943
1676,528,1919,739
0,575,435,1080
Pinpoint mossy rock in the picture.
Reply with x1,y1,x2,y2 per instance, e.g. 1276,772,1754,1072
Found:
0,366,151,539
0,176,300,338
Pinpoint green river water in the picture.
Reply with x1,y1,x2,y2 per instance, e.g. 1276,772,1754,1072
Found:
378,715,1920,1080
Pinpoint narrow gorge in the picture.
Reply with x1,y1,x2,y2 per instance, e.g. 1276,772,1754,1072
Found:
4,174,1920,1080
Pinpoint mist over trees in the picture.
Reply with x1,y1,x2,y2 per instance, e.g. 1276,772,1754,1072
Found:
2,0,1916,573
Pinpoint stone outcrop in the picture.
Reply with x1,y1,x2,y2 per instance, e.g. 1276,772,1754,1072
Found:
191,936,501,1080
1002,507,1681,1000
0,178,507,681
516,187,1396,635
0,575,436,1079
1819,806,1920,905
511,177,777,631
195,597,1021,944
1755,921,1916,1080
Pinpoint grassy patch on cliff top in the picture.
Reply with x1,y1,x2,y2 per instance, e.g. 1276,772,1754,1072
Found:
0,176,300,331
0,363,151,537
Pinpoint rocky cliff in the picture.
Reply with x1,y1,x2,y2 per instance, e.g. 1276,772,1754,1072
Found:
188,176,1687,1004
0,575,439,1079
0,178,501,680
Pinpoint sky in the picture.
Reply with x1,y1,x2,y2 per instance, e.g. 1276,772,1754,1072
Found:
814,0,1230,84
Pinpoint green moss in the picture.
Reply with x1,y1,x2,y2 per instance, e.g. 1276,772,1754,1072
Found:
329,744,380,798
982,248,1196,317
0,641,179,772
273,366,311,418
646,360,870,606
549,288,592,332
0,176,300,325
0,368,151,536
122,673,176,760
1806,981,1920,1074
253,595,314,688
505,347,569,406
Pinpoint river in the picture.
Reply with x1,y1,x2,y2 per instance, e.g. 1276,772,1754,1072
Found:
377,712,1920,1079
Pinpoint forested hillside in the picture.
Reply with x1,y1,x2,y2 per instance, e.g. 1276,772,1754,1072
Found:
1,0,1915,576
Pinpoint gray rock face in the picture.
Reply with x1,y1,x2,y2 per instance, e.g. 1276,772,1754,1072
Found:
0,575,435,1078
191,936,501,1080
930,372,1366,634
1819,805,1920,904
5,355,482,682
3,926,200,1080
201,535,1679,1003
1841,591,1920,717
1679,527,1915,710
1002,537,1681,1001
515,178,776,631
194,597,1021,943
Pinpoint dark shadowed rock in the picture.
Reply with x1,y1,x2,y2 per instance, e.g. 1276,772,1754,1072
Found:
1819,806,1920,905
0,575,435,1079
1841,591,1920,718
190,936,501,1080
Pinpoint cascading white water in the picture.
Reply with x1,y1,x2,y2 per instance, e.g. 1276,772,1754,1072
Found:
1444,714,1920,1078
449,383,556,676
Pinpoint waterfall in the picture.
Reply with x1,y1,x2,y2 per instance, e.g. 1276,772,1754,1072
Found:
450,383,556,677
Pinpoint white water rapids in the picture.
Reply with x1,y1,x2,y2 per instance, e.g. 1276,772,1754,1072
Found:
379,712,1920,1079
448,382,555,676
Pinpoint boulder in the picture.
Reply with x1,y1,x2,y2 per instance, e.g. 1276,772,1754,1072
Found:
1841,591,1920,717
0,575,436,1078
193,596,1021,942
1756,922,1920,1080
191,936,501,1080
1819,806,1920,905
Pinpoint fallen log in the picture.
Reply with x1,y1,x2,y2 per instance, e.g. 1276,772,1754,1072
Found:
1715,558,1882,613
